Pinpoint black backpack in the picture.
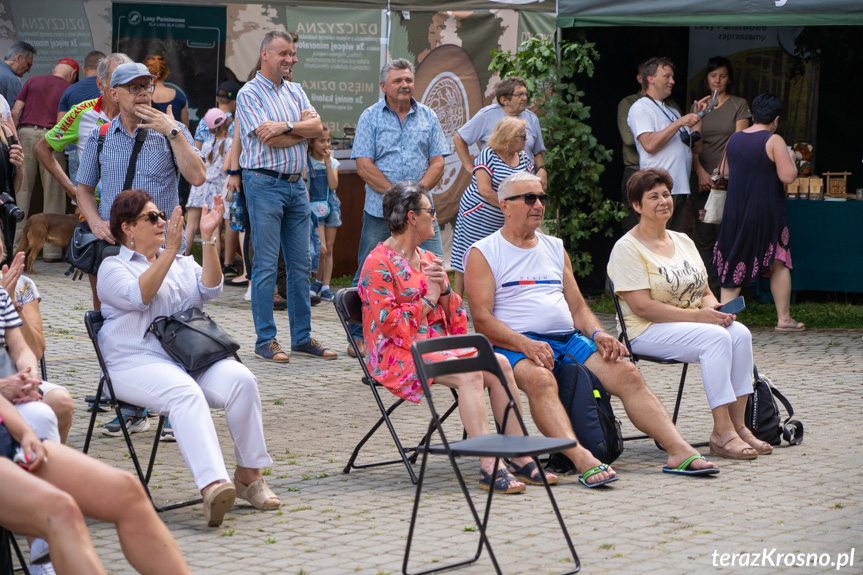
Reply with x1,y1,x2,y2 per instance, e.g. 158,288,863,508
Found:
546,354,623,473
745,366,803,446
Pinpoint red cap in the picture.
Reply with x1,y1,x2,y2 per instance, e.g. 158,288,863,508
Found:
58,57,79,73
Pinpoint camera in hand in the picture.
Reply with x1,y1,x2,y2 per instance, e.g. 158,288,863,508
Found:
0,192,23,222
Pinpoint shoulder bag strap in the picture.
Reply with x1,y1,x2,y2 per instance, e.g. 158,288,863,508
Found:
123,128,148,191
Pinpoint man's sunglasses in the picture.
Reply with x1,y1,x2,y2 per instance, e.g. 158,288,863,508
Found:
505,193,549,206
414,207,436,217
138,211,167,224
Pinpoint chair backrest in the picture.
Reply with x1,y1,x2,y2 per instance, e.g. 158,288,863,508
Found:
84,310,105,340
606,278,635,356
334,288,375,384
411,334,527,435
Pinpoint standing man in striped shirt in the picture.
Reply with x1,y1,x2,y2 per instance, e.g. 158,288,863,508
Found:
236,30,336,362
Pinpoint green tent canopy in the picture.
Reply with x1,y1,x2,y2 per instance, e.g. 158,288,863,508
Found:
557,0,863,27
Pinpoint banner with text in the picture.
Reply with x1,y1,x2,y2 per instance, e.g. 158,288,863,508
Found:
7,0,94,76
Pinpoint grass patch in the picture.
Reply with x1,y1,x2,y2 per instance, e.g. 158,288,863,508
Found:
589,288,863,329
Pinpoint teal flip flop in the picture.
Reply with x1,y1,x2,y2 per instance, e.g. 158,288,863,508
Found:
578,464,619,487
662,454,721,476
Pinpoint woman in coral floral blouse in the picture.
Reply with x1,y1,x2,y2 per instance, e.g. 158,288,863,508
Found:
358,181,557,494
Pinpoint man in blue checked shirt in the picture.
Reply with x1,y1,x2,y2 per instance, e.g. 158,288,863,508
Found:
347,59,448,357
236,30,336,363
76,62,205,250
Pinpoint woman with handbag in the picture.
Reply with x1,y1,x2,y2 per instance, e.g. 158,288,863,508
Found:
97,189,279,527
711,93,803,332
608,168,771,459
690,57,750,294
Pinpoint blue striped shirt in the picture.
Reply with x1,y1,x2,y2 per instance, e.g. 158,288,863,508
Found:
77,114,199,221
0,287,23,348
236,72,313,174
351,97,449,217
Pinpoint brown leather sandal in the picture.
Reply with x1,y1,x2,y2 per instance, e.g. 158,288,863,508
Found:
736,428,774,455
709,432,758,460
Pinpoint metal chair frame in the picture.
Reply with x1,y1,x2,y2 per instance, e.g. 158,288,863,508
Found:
81,311,202,512
334,288,460,484
405,334,580,575
0,529,28,575
607,279,708,449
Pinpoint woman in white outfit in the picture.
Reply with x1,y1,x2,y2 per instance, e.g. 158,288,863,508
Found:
97,189,279,526
607,168,771,460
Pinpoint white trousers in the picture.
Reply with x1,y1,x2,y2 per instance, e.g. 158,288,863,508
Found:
16,400,60,443
111,359,273,490
630,321,754,410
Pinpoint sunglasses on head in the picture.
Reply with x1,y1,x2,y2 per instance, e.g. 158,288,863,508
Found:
505,192,549,206
137,210,167,224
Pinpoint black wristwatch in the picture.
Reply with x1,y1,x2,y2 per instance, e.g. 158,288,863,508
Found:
285,121,294,134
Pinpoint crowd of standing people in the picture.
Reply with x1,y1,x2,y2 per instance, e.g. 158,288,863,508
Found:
0,28,805,574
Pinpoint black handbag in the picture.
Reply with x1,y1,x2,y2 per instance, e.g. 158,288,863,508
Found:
745,366,803,446
147,308,240,376
64,220,120,277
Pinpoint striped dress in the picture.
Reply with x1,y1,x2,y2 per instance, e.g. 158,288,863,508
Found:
451,147,533,272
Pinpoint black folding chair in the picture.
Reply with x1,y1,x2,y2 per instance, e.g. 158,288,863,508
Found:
607,279,707,449
81,311,202,512
0,529,28,575
405,334,580,575
334,288,460,484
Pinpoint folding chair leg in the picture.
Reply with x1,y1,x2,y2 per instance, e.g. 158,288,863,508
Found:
408,394,460,465
3,529,29,575
655,364,707,451
531,456,581,574
343,397,419,484
403,448,500,575
82,377,109,455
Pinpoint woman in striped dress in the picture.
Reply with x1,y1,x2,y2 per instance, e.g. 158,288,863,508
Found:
451,116,534,295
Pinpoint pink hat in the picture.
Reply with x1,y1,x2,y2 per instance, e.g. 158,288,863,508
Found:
203,108,227,130
58,57,79,73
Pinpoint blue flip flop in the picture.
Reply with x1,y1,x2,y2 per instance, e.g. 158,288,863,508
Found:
662,454,721,476
578,464,619,487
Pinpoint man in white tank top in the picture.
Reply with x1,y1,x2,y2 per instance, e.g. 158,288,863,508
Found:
464,172,719,484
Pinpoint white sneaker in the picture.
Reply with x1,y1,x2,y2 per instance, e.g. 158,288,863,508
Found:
29,562,57,575
30,537,50,564
244,284,252,301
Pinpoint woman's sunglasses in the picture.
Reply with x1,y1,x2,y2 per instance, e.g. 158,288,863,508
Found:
505,193,549,206
137,210,167,224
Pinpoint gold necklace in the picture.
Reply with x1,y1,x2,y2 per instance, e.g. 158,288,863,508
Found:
390,236,416,263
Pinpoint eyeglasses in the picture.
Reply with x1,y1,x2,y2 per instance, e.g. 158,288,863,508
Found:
414,207,436,217
137,210,166,224
511,91,528,99
121,84,155,95
515,133,527,140
505,193,549,206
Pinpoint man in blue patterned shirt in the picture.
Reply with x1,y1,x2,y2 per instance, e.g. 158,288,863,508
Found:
348,59,448,355
236,30,336,362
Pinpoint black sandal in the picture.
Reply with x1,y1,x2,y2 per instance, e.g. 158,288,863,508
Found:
478,468,526,494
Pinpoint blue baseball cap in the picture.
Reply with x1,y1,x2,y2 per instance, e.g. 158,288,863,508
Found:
111,63,156,88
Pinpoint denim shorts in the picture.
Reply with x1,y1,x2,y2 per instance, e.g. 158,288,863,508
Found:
494,330,597,369
314,192,342,227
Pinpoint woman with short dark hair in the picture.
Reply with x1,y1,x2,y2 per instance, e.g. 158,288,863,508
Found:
608,168,768,460
98,189,279,526
359,181,557,493
711,93,803,331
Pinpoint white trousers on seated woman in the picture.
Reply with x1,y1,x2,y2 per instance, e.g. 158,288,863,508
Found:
111,358,273,490
630,321,754,409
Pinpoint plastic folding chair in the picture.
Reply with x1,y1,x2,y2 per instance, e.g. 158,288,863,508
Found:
81,311,202,512
405,334,580,575
334,288,460,484
607,278,708,449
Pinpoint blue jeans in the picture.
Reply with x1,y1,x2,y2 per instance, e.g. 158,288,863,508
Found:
309,212,321,273
348,211,443,340
243,170,312,348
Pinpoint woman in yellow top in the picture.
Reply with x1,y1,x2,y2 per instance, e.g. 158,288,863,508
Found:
607,168,771,460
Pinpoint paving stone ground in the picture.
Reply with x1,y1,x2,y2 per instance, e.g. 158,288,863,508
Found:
15,261,863,574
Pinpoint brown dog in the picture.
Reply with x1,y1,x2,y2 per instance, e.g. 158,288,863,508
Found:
16,213,79,273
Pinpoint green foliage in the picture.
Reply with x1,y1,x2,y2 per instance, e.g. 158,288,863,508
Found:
491,38,625,276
